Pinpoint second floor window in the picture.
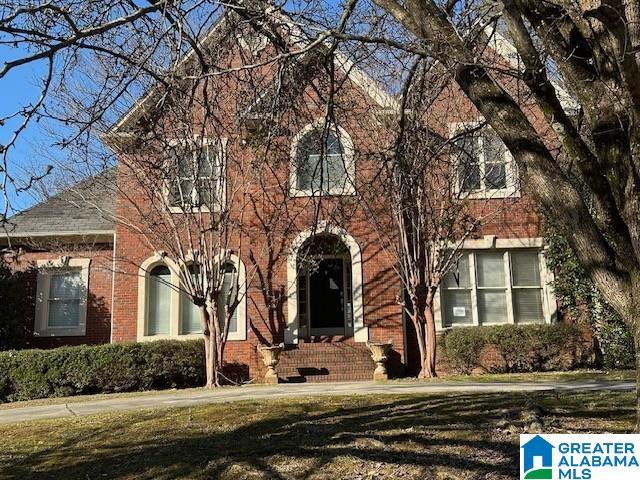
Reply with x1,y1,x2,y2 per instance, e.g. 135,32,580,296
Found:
167,139,223,211
453,125,517,198
291,125,354,196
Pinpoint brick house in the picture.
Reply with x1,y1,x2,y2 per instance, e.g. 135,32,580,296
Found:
1,16,558,381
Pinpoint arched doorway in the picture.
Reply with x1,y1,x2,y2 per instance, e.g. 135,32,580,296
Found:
284,222,369,344
297,234,352,337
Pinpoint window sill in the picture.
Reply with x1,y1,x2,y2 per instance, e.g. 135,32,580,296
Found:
167,205,221,214
34,328,86,337
137,332,246,341
289,187,357,198
458,187,520,200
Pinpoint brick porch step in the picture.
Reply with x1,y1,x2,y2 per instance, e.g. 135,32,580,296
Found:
277,342,375,383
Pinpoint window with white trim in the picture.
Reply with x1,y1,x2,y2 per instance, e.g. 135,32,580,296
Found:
147,265,172,335
34,258,89,337
179,262,239,335
441,249,547,327
167,139,224,212
217,262,239,333
452,124,518,198
291,125,354,196
138,254,247,341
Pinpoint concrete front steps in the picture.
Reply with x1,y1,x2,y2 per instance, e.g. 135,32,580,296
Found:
277,341,375,382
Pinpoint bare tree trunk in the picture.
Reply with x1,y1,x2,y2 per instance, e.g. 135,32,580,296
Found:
200,306,215,388
413,314,427,377
207,304,219,387
423,305,437,378
635,333,640,433
413,308,437,378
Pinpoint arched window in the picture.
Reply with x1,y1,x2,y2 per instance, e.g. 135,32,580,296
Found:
138,254,246,341
291,125,354,196
180,264,201,335
180,262,239,335
147,265,172,335
217,262,239,333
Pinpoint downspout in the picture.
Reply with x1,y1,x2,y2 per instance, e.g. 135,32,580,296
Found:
109,230,117,343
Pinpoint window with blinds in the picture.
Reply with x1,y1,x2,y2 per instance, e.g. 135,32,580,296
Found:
179,263,239,335
217,263,239,334
47,271,83,328
442,249,546,327
442,254,473,326
147,265,172,335
510,251,544,323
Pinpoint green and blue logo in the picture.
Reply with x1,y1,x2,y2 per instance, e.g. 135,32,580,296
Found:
521,435,554,479
520,434,640,479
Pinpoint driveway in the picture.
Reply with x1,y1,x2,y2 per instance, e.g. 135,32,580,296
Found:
0,379,634,425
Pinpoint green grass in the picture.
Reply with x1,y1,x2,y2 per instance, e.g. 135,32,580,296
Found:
395,369,637,383
0,390,635,479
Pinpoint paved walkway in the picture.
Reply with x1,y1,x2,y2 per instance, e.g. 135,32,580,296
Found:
0,380,634,425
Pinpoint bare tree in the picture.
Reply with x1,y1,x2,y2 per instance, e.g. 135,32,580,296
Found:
320,0,640,426
359,58,517,377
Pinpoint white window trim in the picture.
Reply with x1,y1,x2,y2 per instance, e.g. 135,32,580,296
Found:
449,121,520,200
164,137,227,214
289,121,356,197
34,257,90,337
286,222,367,344
137,252,247,341
434,236,557,331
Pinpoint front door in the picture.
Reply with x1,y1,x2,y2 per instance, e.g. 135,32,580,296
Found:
309,258,346,335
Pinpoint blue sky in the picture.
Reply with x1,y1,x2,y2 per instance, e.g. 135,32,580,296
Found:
0,43,53,213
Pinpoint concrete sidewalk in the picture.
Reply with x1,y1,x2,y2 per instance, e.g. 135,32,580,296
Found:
0,379,634,425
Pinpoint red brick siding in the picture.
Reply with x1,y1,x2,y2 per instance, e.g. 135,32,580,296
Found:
4,245,114,349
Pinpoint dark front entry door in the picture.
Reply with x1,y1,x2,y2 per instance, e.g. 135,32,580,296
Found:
309,258,345,335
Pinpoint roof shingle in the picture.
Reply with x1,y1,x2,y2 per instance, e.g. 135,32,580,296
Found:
4,169,116,237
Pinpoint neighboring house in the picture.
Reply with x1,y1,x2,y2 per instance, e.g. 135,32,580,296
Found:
1,13,558,380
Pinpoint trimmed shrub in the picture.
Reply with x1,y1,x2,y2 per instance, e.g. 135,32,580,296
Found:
442,327,487,374
442,324,589,374
0,340,205,403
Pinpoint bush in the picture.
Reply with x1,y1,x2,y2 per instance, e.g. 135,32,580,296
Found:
442,327,486,374
0,340,205,403
442,324,589,374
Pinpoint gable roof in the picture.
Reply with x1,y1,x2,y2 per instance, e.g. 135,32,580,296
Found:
107,8,398,140
3,169,116,241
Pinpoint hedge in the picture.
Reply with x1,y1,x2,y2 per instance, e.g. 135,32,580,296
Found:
442,324,591,374
0,340,205,403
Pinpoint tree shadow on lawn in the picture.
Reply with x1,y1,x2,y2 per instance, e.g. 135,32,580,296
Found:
2,391,635,480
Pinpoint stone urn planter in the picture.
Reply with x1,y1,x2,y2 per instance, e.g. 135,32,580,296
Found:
257,343,284,384
367,342,393,381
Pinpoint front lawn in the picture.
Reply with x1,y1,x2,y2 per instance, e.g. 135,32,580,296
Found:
1,391,635,479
